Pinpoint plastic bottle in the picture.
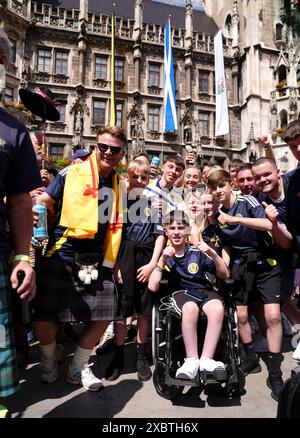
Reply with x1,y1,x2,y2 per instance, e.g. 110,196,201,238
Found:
33,204,48,240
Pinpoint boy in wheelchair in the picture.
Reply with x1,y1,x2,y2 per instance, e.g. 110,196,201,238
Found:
148,210,230,380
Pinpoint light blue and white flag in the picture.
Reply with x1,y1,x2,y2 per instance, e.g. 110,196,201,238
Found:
163,19,177,132
214,29,229,136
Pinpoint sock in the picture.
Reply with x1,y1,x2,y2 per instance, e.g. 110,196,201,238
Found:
243,342,257,361
70,346,92,371
40,341,57,361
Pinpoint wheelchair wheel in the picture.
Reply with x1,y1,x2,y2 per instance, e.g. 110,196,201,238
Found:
152,304,165,367
153,364,184,401
226,367,246,397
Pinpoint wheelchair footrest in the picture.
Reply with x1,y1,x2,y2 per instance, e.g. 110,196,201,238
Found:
200,368,228,383
166,374,201,387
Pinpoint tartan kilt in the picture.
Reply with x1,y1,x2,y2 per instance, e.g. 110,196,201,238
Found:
34,254,119,323
0,262,20,397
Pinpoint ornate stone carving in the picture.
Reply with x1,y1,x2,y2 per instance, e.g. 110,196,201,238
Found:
35,72,50,82
49,123,66,133
93,78,108,88
147,131,161,140
147,85,161,95
53,74,68,84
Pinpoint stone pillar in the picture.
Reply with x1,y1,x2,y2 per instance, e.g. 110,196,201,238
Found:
184,0,193,100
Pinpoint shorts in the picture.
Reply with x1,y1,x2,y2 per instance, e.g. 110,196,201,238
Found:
34,254,119,323
231,260,281,306
118,282,154,318
173,288,222,310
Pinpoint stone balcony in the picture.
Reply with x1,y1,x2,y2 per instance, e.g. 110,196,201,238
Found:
29,2,232,55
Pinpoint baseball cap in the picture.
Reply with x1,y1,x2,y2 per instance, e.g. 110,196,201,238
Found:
71,149,91,160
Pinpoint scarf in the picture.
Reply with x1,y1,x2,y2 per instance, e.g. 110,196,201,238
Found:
59,152,124,268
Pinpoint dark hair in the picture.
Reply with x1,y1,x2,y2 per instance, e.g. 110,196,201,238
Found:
282,119,300,143
97,126,127,147
252,157,277,170
163,153,185,169
236,162,253,176
207,169,231,188
229,158,243,169
163,209,190,227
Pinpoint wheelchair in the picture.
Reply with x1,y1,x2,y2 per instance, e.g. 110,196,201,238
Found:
152,279,246,400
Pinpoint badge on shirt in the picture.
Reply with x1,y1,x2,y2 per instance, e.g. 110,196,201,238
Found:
144,207,151,217
188,263,199,274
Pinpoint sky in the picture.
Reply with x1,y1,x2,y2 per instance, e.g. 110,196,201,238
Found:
152,0,203,10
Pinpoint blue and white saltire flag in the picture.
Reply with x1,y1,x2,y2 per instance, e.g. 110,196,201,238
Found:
163,19,177,132
214,29,229,136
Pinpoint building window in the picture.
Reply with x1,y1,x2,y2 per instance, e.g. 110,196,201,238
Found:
55,51,68,75
199,71,209,93
50,143,64,156
115,59,124,82
95,56,107,80
93,100,106,125
149,63,160,87
57,104,66,123
116,102,123,127
4,87,14,102
9,39,16,64
198,112,210,137
38,48,51,73
148,106,160,131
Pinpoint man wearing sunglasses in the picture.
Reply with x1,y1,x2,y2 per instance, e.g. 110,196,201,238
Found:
33,126,127,392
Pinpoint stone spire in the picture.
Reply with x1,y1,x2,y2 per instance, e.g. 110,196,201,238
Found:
79,0,88,22
133,0,143,41
185,0,193,46
231,1,239,50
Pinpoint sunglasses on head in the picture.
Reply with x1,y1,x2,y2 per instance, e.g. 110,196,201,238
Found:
97,143,122,155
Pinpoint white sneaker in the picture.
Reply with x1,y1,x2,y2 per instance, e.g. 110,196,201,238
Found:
66,363,103,391
292,341,300,361
96,323,115,351
40,344,64,384
199,358,225,372
175,357,200,380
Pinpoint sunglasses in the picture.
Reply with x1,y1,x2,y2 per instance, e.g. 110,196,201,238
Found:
97,143,122,155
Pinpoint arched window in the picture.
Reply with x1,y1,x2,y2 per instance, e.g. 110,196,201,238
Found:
278,64,287,83
279,109,288,129
225,14,232,38
275,23,283,41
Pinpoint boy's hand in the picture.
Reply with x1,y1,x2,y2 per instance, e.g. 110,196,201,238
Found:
151,198,163,215
136,262,156,283
262,201,279,223
258,135,271,148
161,246,176,260
197,241,216,258
218,211,237,226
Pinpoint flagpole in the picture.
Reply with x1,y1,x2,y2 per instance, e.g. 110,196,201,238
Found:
110,3,116,126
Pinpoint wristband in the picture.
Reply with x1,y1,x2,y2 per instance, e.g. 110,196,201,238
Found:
155,264,164,272
13,254,30,263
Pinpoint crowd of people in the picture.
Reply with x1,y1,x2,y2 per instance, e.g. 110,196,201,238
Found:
1,31,300,418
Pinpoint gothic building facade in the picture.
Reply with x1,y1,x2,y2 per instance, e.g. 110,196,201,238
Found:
203,0,300,170
1,0,300,169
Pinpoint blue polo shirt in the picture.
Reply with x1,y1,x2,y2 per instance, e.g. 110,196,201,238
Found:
164,245,216,291
216,195,274,257
0,108,41,260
